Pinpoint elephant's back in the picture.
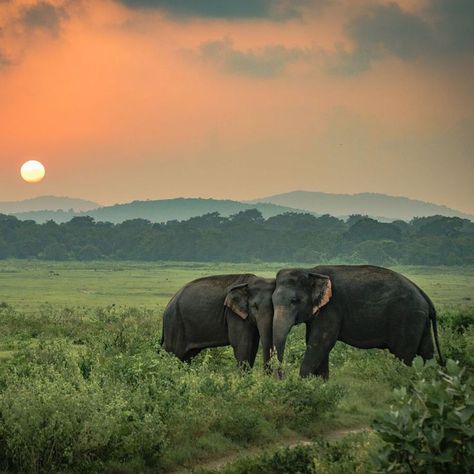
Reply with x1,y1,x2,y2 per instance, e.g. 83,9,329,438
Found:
180,273,255,300
312,265,427,311
168,273,256,323
313,265,415,288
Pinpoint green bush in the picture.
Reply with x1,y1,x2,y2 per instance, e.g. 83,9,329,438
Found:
312,434,379,473
373,358,474,473
0,376,166,473
330,343,411,388
206,444,317,474
440,307,474,333
264,445,316,474
0,314,344,472
0,342,167,473
2,302,472,472
440,326,474,371
205,433,378,474
260,372,345,423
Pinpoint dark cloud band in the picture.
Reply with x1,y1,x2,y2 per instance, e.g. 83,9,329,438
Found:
117,0,310,20
332,0,474,75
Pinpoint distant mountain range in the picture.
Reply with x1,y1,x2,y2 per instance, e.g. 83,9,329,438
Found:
8,198,306,224
3,192,473,224
0,196,98,214
250,191,474,222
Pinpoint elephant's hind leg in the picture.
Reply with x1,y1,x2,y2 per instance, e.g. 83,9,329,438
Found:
182,348,202,363
162,311,188,361
416,319,434,361
389,312,427,365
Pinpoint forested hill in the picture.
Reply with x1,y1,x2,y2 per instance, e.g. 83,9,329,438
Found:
251,191,474,221
10,193,474,224
1,210,473,266
0,196,98,214
12,198,307,224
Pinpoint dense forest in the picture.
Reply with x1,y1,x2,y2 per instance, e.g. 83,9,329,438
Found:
1,210,473,265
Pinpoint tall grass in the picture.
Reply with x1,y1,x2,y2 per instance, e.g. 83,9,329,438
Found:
0,304,472,472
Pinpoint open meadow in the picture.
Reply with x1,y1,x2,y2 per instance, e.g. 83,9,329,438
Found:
1,260,473,310
0,261,473,473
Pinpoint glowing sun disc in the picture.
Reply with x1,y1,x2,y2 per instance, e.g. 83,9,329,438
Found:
21,160,46,183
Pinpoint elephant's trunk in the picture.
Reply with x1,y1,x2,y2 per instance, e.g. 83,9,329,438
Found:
273,306,295,365
256,317,273,373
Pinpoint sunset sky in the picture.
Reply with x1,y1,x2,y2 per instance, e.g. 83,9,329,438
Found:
0,0,473,212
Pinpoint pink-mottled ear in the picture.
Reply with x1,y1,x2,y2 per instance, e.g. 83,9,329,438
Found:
224,283,249,320
309,274,332,315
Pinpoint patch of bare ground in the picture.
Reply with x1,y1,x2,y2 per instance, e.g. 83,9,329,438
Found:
169,427,369,473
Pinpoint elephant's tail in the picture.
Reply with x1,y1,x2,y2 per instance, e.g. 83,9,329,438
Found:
428,303,445,367
158,310,166,351
415,284,445,366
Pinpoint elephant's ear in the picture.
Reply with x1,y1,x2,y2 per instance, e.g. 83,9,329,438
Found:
224,283,249,320
309,273,332,315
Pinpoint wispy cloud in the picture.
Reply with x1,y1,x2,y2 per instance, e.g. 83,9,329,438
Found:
0,49,10,69
19,1,69,36
197,38,310,77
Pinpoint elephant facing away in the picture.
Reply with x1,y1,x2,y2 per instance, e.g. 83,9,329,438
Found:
272,265,443,379
161,274,275,369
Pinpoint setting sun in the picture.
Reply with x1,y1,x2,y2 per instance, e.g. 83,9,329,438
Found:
20,160,46,184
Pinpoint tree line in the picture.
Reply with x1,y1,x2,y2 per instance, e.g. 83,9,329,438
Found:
0,210,473,265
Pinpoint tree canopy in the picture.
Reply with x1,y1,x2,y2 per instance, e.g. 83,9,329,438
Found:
0,211,473,265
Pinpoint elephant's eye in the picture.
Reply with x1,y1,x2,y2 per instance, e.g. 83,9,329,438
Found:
252,303,259,310
290,298,299,304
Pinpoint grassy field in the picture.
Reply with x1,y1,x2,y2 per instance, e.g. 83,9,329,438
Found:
0,260,472,473
1,260,473,310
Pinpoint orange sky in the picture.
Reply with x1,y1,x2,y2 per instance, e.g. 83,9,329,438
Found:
1,0,473,212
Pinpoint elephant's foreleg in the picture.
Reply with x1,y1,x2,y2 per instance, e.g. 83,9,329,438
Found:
300,308,340,378
244,329,260,368
303,323,329,379
314,354,330,380
228,318,260,369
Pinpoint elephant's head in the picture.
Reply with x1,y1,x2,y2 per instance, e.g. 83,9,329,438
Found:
224,277,275,369
272,270,332,365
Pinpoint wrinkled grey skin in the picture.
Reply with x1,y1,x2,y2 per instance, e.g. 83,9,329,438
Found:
161,274,275,370
273,265,443,379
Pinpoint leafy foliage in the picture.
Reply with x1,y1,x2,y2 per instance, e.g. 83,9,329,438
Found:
0,305,343,473
213,444,318,474
0,276,473,472
0,211,473,264
203,433,378,474
373,358,474,473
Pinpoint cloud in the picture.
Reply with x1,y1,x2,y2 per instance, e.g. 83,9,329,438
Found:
0,1,74,74
331,0,474,75
0,49,10,69
19,1,69,36
116,0,312,20
429,0,474,55
0,25,11,69
197,38,309,77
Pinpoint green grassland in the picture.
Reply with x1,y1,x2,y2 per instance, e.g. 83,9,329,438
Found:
1,260,473,310
0,261,473,473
